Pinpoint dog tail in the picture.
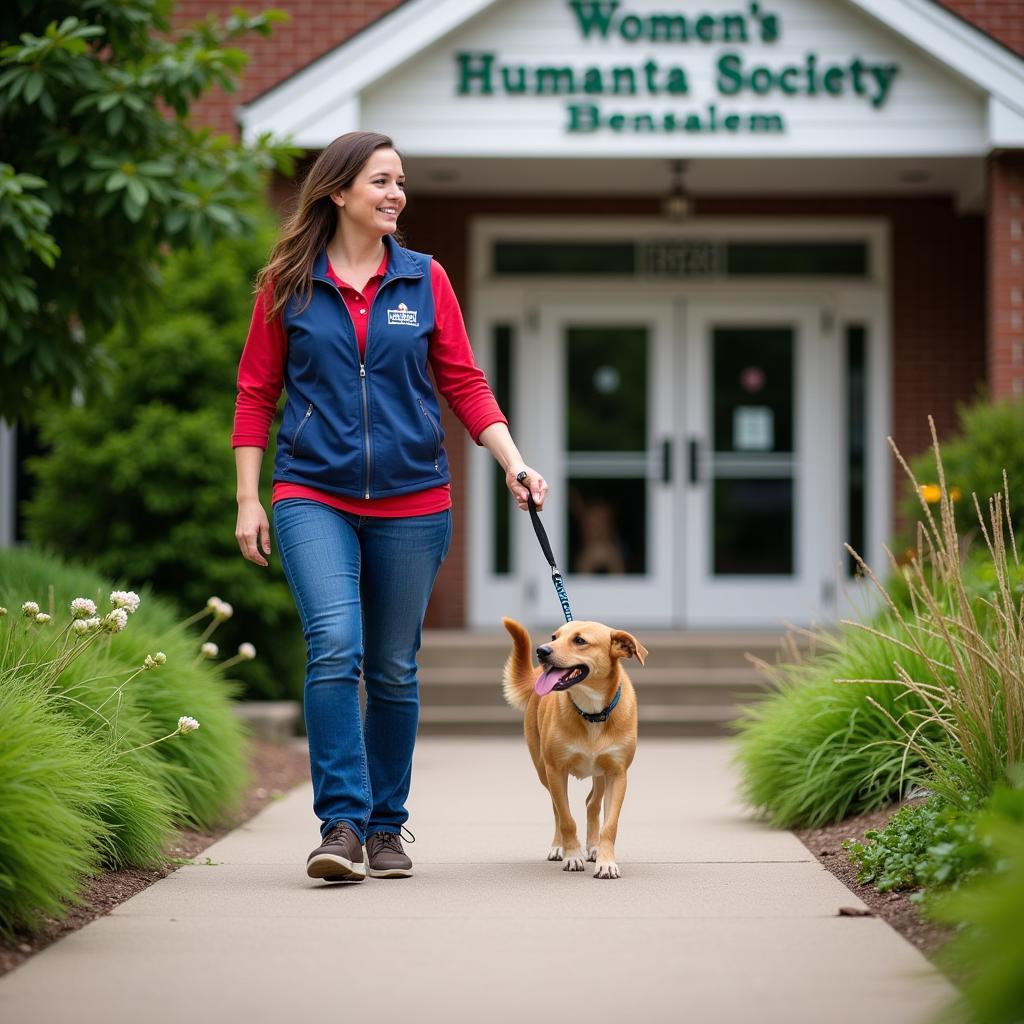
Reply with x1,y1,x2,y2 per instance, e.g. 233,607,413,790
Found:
501,617,535,710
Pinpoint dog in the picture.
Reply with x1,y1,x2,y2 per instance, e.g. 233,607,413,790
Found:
502,617,647,879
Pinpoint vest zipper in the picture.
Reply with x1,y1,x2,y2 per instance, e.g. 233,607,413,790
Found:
292,403,314,460
359,363,371,498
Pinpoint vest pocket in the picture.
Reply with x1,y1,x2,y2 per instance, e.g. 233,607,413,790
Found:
291,403,314,461
417,398,443,471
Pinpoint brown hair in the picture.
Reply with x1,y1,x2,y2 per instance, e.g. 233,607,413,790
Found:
256,131,401,321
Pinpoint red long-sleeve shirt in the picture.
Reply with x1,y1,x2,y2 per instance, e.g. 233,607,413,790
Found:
233,254,506,517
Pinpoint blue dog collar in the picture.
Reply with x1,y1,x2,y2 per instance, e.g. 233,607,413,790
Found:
570,685,622,723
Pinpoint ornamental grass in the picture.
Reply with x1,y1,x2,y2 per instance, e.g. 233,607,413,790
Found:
0,547,252,935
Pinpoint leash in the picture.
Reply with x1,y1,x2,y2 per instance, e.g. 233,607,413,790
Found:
516,470,573,623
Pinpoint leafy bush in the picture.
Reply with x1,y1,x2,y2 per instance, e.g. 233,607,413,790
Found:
22,219,304,701
931,784,1024,1024
844,799,985,893
0,546,250,933
899,398,1024,547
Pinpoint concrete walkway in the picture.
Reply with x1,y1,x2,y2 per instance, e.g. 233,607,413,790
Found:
1,738,955,1024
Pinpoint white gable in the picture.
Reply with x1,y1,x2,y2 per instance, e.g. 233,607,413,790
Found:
241,0,1024,156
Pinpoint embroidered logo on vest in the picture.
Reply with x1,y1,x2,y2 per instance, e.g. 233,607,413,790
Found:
387,302,418,326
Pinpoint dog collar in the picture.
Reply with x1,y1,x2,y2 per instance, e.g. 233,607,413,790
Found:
571,686,621,723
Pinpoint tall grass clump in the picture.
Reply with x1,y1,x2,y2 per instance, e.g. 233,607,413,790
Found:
848,419,1024,810
734,621,944,827
0,547,254,934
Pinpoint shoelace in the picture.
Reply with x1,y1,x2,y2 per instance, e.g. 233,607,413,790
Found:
374,832,404,854
325,823,356,846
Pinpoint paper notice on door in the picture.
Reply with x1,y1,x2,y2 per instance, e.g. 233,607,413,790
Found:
734,406,774,451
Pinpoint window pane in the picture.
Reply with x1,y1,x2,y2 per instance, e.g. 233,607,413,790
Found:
494,242,634,275
568,478,646,575
727,242,867,276
566,327,647,452
713,479,794,575
713,328,793,453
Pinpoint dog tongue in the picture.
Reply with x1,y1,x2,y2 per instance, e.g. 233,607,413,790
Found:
535,667,562,696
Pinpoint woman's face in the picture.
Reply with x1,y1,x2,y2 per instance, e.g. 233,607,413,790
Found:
334,147,406,238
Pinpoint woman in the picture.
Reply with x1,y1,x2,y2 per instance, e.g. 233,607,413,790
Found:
232,131,547,882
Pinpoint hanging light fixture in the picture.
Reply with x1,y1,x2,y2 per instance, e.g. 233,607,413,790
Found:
662,159,693,222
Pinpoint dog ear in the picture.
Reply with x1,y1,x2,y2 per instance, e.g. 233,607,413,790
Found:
611,631,647,666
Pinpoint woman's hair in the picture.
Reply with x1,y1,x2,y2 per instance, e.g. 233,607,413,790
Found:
256,130,401,321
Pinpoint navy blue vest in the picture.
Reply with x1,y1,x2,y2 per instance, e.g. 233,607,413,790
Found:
274,236,448,498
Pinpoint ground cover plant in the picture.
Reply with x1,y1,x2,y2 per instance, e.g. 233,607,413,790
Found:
0,546,252,935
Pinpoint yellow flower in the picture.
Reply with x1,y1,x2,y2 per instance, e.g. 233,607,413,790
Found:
919,484,942,504
950,487,962,502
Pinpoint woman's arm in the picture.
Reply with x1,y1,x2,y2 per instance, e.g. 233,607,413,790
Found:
478,422,548,511
235,446,271,566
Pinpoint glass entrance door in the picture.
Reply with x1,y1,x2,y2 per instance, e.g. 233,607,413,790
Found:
531,301,676,625
683,301,839,625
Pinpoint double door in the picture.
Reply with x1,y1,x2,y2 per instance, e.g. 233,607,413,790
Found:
510,295,840,627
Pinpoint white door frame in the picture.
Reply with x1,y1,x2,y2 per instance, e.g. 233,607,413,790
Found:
467,217,891,630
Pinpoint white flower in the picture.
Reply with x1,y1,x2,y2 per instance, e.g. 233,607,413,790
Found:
206,596,222,611
34,613,51,624
153,651,166,665
0,607,7,617
200,642,218,659
177,716,200,734
22,601,40,617
110,591,140,614
142,651,168,670
70,597,97,619
103,608,129,633
238,642,256,660
212,599,233,621
72,619,92,636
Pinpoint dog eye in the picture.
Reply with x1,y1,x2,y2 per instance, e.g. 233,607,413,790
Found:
550,634,557,641
573,635,587,645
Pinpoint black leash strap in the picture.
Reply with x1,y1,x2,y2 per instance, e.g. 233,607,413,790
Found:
516,471,573,623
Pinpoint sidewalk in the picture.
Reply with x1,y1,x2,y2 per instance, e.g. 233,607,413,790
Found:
0,738,954,1024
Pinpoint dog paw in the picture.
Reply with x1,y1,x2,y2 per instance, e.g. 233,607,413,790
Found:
586,846,598,862
546,846,564,862
563,853,586,872
593,860,621,879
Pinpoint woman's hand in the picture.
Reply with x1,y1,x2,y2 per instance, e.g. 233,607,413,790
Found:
236,498,271,566
507,465,548,512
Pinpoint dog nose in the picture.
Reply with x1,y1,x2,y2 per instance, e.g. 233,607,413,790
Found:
536,644,552,661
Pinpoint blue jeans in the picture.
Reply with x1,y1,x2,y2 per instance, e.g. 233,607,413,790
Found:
272,499,452,842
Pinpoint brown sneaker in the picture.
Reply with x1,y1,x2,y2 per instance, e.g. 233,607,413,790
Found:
365,831,413,878
306,823,366,882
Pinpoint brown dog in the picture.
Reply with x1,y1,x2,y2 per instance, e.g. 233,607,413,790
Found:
502,617,647,879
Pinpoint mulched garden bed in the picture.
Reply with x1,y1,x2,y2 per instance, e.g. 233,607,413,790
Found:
0,737,310,979
795,803,955,964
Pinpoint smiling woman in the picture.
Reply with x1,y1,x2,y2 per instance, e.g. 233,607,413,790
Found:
231,130,549,884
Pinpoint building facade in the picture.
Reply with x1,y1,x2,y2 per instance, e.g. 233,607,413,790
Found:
4,0,1023,632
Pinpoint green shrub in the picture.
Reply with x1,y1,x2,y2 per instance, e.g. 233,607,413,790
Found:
844,799,985,893
931,784,1024,1024
0,546,251,933
899,398,1024,548
22,216,304,701
733,620,947,828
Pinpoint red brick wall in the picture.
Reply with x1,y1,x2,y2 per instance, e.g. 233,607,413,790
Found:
988,152,1024,398
936,1,1024,55
170,0,407,135
387,192,986,625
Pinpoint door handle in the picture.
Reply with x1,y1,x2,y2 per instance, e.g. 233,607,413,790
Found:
688,437,701,485
661,438,673,484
